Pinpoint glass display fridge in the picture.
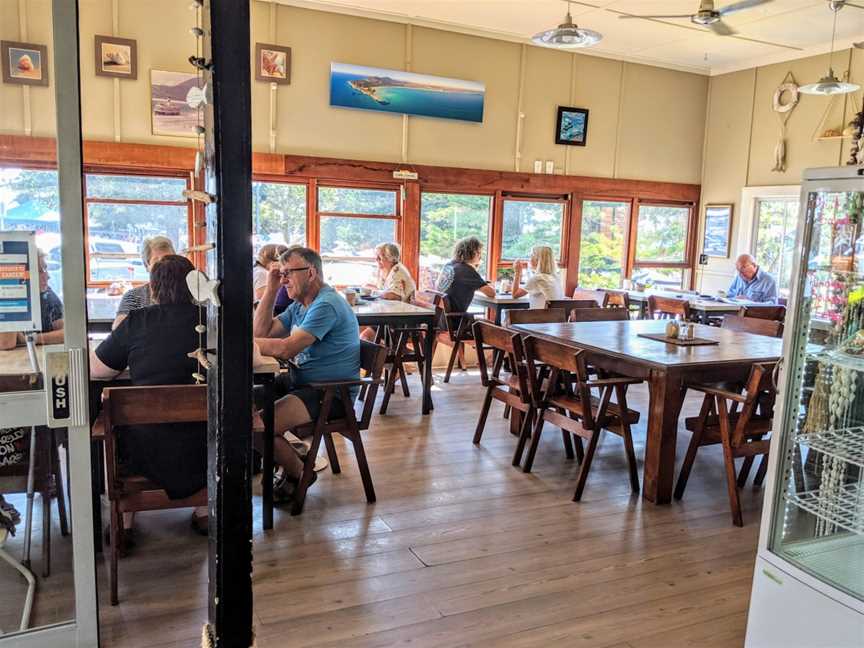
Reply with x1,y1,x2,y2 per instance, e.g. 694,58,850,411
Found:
746,167,864,647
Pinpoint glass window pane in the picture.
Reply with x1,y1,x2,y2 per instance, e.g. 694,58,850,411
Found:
578,200,629,289
420,192,491,291
86,203,188,282
635,205,690,263
501,200,564,260
632,266,684,290
86,173,186,202
319,186,397,215
320,215,396,286
252,181,306,247
754,198,799,297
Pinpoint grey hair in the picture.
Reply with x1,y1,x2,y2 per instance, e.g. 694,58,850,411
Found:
280,246,323,278
141,236,175,267
375,242,400,263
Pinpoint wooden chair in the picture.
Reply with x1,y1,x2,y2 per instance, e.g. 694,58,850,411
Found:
473,321,552,467
568,307,630,323
378,325,426,415
738,304,786,322
288,340,388,516
504,308,567,326
571,288,609,307
721,314,783,338
647,295,691,320
675,362,777,526
546,299,598,321
520,335,642,493
424,290,478,383
98,384,208,605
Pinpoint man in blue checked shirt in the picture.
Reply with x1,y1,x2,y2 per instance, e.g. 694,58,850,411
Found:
727,253,778,303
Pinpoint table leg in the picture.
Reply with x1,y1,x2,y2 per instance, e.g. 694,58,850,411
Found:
642,369,685,504
493,306,502,326
422,317,434,414
262,378,275,531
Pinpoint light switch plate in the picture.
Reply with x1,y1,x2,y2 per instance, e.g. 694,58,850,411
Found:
533,160,542,173
545,160,554,174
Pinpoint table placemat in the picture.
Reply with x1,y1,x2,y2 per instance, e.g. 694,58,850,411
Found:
637,333,719,347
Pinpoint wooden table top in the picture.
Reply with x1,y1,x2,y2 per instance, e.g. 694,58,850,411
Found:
353,299,435,316
472,292,529,306
619,289,763,313
512,320,784,370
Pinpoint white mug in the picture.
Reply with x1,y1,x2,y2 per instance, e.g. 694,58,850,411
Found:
622,279,633,290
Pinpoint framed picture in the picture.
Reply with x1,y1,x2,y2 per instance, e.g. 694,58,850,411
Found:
1,40,48,86
555,106,589,146
255,43,290,84
94,35,137,80
702,204,733,258
150,69,203,138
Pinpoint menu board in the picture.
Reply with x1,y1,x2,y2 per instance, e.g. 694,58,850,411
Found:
0,231,42,333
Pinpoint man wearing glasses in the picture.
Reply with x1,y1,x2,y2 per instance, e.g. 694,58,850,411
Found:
253,247,360,500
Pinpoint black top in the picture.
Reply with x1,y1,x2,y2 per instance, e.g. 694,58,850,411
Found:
41,288,63,332
95,303,206,500
436,261,488,315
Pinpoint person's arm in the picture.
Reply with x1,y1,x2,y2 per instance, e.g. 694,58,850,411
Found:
511,262,527,299
89,349,121,380
90,319,129,379
36,320,64,345
111,312,128,330
255,328,316,361
0,332,20,350
253,266,286,338
258,299,337,361
378,291,401,300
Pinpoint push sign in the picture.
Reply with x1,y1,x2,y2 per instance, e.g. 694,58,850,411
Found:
45,351,73,426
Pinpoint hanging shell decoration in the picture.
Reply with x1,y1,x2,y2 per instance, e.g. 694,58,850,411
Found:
771,78,799,173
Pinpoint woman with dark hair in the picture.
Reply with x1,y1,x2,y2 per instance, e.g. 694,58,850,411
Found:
436,236,496,314
90,254,209,535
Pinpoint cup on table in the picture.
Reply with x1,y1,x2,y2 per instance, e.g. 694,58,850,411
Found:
622,279,633,290
359,287,372,297
717,290,727,298
344,290,358,306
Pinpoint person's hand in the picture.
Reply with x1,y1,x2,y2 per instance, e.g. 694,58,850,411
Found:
513,259,526,272
252,341,266,367
266,264,281,292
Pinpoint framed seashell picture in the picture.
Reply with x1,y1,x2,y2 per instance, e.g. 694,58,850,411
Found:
94,35,138,80
1,40,48,86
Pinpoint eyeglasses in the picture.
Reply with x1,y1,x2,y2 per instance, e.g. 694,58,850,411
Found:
279,266,311,278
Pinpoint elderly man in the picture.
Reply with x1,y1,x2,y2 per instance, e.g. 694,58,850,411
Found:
0,250,64,350
254,246,360,499
112,235,176,329
727,253,778,303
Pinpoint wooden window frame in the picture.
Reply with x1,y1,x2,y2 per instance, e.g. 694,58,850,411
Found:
573,195,633,289
250,175,310,248
496,193,570,267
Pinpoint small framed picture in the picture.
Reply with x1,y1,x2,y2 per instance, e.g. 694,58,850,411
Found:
702,204,733,258
94,35,137,80
1,40,48,86
255,43,290,84
555,106,589,146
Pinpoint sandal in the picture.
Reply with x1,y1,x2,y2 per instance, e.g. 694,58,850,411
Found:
273,470,317,505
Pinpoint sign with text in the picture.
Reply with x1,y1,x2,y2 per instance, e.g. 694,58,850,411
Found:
0,231,42,333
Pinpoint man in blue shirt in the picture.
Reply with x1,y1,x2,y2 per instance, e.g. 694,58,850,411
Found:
727,253,778,303
254,246,360,497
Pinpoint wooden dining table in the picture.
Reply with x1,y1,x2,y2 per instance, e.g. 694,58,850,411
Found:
510,320,784,504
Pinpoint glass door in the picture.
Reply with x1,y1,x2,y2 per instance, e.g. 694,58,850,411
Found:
0,1,98,645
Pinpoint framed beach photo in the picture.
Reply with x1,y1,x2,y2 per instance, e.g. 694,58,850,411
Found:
702,204,733,258
1,40,48,86
150,69,203,137
555,106,589,146
95,35,137,79
255,43,290,84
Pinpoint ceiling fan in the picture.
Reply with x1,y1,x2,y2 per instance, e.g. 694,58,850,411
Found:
618,0,774,36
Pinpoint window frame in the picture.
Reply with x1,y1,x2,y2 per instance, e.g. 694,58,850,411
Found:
628,199,696,290
250,175,310,249
575,196,632,289
752,195,801,296
496,193,570,269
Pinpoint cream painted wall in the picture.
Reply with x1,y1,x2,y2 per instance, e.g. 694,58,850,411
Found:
0,0,708,185
696,48,863,294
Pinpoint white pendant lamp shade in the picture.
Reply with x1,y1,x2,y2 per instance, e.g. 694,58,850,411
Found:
799,69,860,96
532,3,602,49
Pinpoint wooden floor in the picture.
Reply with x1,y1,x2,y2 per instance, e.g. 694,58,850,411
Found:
4,369,765,646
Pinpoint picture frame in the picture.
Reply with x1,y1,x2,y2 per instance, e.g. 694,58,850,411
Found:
94,35,137,80
555,106,589,146
1,40,48,86
150,69,202,138
255,43,290,84
702,204,733,258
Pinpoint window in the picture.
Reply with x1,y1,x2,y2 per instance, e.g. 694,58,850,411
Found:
317,186,399,286
420,192,491,291
252,181,306,247
754,198,799,295
578,200,629,289
632,203,692,290
84,173,190,284
501,198,565,262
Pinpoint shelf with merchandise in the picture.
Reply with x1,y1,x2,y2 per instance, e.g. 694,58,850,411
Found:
796,426,864,469
785,482,864,536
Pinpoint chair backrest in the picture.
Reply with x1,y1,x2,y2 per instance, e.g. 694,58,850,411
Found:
473,321,530,400
738,304,786,322
104,384,207,427
728,362,778,447
603,290,630,309
721,314,783,338
505,308,567,326
521,335,593,420
647,295,690,320
357,340,388,430
571,288,608,307
568,307,630,322
546,299,598,321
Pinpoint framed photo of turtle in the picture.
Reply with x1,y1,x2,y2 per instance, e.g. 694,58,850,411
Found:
94,35,137,80
255,43,290,84
555,106,589,146
1,40,48,86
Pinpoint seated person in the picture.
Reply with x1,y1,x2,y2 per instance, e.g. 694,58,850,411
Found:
253,243,288,302
90,255,209,535
510,245,564,308
0,250,64,350
436,236,496,315
366,242,416,302
112,236,176,329
253,247,360,500
727,254,778,303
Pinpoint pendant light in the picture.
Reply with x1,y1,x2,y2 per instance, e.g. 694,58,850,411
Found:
800,3,859,95
532,1,602,49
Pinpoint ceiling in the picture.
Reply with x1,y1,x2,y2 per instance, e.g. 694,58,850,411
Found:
278,0,864,75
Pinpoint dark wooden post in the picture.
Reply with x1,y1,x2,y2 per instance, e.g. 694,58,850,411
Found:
202,0,253,645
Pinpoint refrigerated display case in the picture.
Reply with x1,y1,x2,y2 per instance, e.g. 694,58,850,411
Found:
746,167,864,647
